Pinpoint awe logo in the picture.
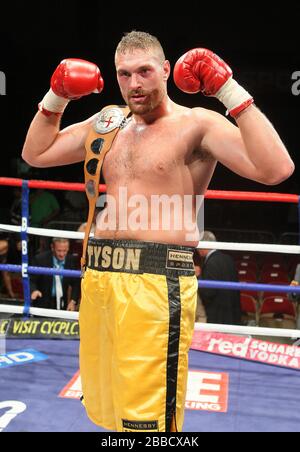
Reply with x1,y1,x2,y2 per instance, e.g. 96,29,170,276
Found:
185,370,229,413
60,369,230,414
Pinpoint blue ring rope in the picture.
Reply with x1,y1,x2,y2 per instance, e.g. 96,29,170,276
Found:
1,263,300,294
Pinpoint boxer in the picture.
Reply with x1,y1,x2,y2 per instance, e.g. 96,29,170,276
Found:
22,31,294,432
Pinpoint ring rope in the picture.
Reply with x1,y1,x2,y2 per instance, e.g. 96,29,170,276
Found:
1,176,299,328
0,177,299,203
1,264,300,296
0,304,78,321
0,303,298,339
0,224,299,254
0,224,86,240
0,177,106,193
0,264,80,278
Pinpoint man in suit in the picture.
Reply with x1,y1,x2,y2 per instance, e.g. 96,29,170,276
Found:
31,238,80,311
197,231,242,325
289,264,300,329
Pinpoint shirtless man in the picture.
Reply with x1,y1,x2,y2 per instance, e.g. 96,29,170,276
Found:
22,31,294,432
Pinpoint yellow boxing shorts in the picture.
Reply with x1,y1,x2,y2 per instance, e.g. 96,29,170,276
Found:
79,239,198,432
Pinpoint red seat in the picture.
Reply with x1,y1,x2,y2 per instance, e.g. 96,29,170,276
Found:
259,295,297,329
260,296,296,317
260,270,289,285
240,294,257,314
240,293,258,324
260,281,289,303
262,291,288,299
261,254,286,266
239,270,259,300
241,290,259,301
261,262,287,274
238,269,257,283
235,253,257,265
237,260,257,274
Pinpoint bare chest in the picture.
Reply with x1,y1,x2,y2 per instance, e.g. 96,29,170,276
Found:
102,122,185,183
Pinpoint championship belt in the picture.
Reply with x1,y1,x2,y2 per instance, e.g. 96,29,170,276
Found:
81,105,131,273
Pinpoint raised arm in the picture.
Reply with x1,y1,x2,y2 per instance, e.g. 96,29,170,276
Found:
174,48,294,185
22,59,104,168
198,106,294,185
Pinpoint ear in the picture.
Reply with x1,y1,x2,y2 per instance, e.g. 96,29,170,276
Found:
163,60,171,81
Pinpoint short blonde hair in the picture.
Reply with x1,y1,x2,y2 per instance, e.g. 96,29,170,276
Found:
115,31,166,64
202,231,217,242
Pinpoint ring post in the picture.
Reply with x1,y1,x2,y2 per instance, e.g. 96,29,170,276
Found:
21,180,31,317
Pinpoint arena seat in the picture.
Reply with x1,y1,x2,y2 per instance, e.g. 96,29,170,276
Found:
240,293,258,324
260,270,289,285
237,260,258,275
259,295,297,329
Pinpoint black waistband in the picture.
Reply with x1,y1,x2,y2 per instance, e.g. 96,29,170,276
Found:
86,239,195,276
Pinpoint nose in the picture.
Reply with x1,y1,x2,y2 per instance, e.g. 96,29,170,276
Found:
129,73,142,91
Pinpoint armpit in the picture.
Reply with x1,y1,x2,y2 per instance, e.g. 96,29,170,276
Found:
194,148,215,163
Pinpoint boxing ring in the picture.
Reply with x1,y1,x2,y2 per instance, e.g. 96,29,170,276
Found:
1,177,300,432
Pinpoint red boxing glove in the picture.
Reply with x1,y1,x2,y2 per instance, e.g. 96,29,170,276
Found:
51,59,104,99
39,59,104,116
174,48,253,117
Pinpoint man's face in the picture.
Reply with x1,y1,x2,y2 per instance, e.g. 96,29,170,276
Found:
197,249,207,259
52,242,69,261
115,49,170,115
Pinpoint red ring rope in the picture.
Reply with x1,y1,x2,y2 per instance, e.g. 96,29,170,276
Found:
0,178,298,203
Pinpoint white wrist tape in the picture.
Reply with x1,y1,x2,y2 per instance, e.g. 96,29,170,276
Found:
40,89,70,114
215,78,253,116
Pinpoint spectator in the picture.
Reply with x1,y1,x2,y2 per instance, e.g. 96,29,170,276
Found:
0,235,13,298
73,214,98,261
3,235,23,299
30,189,60,228
290,264,300,291
289,264,300,328
0,235,8,263
0,231,24,299
10,188,22,225
193,249,207,323
197,231,242,325
30,238,80,311
30,189,60,253
59,190,88,222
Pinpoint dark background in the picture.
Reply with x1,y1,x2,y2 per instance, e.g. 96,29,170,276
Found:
0,3,299,239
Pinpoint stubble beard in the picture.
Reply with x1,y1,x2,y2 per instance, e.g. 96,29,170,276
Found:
127,87,165,116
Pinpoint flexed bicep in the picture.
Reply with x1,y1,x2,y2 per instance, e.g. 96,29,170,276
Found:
22,114,97,168
175,47,294,186
200,110,263,183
